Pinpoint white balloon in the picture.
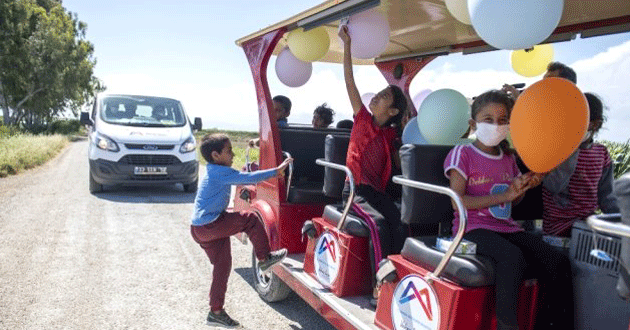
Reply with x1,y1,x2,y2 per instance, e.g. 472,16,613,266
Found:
347,9,390,59
446,0,471,25
412,89,432,110
468,0,563,50
275,47,312,87
361,93,375,107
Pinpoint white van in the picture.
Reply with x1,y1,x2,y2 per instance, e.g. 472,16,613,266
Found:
80,94,202,194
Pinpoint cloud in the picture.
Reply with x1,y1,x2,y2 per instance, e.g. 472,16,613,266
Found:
572,40,630,143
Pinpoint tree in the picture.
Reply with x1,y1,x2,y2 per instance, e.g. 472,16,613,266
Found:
0,0,102,129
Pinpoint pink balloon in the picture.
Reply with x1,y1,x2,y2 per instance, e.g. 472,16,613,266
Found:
361,93,375,107
347,9,390,59
275,47,312,87
412,89,432,110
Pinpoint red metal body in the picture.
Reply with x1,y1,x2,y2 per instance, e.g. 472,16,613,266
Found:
235,11,630,330
375,57,436,117
304,216,373,297
238,29,329,253
374,255,539,330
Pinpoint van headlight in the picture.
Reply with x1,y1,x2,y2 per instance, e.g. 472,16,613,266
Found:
180,137,196,153
94,133,119,152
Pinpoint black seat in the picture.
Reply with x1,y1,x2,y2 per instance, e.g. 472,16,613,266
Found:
399,144,496,286
322,204,370,237
323,134,350,198
513,156,543,230
402,236,495,287
398,144,543,287
319,134,370,237
280,127,349,204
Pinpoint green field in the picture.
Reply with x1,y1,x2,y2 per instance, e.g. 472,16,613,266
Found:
194,129,259,168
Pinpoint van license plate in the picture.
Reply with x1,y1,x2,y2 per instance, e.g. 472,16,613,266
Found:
134,166,167,175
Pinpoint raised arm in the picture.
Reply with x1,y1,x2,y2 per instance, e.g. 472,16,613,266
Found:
338,25,363,116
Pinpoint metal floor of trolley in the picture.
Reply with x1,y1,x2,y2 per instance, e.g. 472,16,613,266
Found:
277,254,379,330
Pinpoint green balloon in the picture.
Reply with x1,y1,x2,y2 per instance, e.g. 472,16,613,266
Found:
417,89,471,145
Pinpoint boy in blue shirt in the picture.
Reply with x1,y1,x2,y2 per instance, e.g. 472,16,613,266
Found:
191,133,292,328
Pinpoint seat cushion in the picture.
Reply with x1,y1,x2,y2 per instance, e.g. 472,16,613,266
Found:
401,236,495,287
322,204,370,237
288,181,336,204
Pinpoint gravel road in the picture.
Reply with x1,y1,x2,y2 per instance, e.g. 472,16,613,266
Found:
0,140,334,330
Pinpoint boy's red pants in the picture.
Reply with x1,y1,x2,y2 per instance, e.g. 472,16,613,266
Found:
190,210,271,311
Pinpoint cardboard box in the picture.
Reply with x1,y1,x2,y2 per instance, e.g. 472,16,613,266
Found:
436,237,477,255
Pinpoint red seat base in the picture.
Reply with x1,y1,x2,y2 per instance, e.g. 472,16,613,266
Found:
304,216,373,297
375,254,539,330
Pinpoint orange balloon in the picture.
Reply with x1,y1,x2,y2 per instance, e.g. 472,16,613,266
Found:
511,77,589,173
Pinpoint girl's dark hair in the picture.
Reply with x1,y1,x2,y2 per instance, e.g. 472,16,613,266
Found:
471,90,514,154
314,103,335,127
384,85,407,135
200,133,230,163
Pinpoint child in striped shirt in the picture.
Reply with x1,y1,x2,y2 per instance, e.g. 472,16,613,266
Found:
542,92,619,237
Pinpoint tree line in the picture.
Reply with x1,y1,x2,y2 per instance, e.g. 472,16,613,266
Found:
0,0,103,132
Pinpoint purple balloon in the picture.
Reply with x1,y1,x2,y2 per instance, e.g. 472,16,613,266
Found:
347,9,390,59
412,89,432,110
275,47,312,87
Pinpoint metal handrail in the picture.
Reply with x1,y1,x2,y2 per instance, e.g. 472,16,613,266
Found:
315,158,355,231
392,175,468,282
587,213,630,238
245,146,253,172
283,151,294,201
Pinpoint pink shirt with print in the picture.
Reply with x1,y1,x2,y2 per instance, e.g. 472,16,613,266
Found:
443,144,523,235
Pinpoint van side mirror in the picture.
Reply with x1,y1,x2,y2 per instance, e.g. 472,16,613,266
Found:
193,117,202,131
80,112,93,126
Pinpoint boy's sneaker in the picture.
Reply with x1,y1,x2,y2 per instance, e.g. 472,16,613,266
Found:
206,310,240,328
258,248,287,272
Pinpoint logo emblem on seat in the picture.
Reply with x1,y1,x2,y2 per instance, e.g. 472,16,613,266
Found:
392,274,440,330
314,231,341,287
143,145,158,151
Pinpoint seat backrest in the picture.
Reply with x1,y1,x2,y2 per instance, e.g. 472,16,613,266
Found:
512,156,543,221
280,127,350,184
323,134,350,198
399,144,453,227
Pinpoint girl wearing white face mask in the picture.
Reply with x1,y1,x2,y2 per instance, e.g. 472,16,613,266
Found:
443,90,573,330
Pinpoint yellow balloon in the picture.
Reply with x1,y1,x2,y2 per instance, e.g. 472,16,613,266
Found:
511,44,554,77
287,27,330,62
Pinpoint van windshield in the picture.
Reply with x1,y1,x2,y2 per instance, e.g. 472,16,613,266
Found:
99,96,187,127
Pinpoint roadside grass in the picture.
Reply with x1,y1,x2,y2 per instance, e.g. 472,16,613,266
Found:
0,134,69,177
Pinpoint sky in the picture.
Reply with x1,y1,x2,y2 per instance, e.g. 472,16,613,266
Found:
62,0,630,143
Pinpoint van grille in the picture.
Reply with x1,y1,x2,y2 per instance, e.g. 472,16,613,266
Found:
119,155,181,165
572,229,622,273
124,144,175,150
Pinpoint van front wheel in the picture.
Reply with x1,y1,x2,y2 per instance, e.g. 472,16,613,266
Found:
89,167,102,194
252,249,291,302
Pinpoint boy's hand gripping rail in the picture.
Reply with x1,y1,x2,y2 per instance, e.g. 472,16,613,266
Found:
587,213,629,238
392,175,468,282
283,151,294,201
315,158,355,230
